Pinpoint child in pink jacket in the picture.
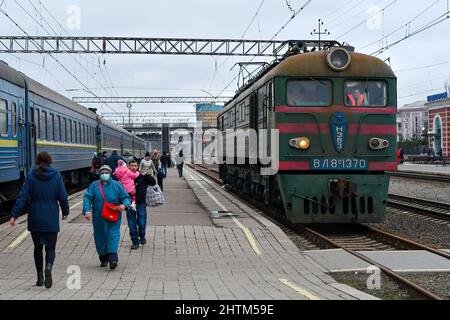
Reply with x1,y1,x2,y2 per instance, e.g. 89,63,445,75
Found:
114,160,140,211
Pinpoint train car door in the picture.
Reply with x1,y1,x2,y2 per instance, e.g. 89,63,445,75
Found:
28,102,37,171
17,97,27,173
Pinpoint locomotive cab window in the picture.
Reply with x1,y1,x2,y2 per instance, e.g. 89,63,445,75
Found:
287,80,332,107
345,81,387,107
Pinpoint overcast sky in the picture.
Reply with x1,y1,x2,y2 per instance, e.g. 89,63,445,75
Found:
1,0,449,121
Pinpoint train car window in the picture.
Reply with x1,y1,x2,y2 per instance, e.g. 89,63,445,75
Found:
0,99,7,136
49,113,54,141
62,118,67,143
56,116,61,142
344,81,387,107
78,123,82,144
68,119,72,143
35,109,40,139
258,89,264,119
74,121,77,144
41,111,48,140
12,102,17,137
245,104,249,123
268,81,273,108
286,80,332,107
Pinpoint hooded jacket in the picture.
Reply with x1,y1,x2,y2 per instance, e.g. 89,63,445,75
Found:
114,160,140,193
10,166,69,233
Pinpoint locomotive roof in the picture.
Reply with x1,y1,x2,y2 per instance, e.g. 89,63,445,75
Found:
220,50,396,115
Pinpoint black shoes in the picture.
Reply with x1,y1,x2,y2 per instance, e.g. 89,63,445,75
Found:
44,264,52,289
36,272,44,287
140,237,147,245
109,261,118,270
100,261,108,267
131,243,139,250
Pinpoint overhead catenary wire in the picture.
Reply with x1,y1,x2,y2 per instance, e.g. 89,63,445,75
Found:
358,0,441,51
372,10,450,56
0,7,120,114
335,0,400,40
327,0,382,29
25,0,120,100
395,59,450,73
217,0,314,97
202,0,266,94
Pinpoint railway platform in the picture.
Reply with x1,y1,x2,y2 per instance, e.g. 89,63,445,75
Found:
0,167,375,300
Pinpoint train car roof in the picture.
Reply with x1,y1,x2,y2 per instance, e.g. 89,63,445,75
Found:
219,51,396,115
1,60,143,141
100,117,142,139
0,60,97,120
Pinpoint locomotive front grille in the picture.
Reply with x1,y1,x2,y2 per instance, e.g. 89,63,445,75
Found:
304,196,374,215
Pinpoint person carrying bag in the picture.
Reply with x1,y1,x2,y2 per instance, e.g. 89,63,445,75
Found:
82,165,130,270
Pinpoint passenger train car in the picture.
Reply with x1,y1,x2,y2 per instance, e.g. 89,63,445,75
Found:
0,61,145,203
217,45,397,224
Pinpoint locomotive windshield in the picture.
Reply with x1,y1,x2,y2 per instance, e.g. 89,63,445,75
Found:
287,80,332,107
345,81,387,107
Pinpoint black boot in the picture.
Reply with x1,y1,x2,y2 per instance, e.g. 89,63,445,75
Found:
109,261,118,270
36,272,44,287
44,264,53,289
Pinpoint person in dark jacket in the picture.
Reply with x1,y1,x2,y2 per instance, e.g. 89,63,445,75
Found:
127,160,156,250
9,152,69,289
160,151,169,178
105,150,124,175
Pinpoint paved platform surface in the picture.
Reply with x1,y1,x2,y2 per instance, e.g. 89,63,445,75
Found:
71,175,213,226
0,167,376,300
305,249,450,273
398,163,450,175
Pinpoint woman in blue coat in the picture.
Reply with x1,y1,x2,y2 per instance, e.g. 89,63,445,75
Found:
9,152,69,289
82,165,130,270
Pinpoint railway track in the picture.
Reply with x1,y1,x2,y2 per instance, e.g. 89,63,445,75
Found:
388,170,450,183
388,194,450,223
188,163,446,300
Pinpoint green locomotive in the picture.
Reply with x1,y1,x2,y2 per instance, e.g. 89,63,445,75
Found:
217,44,397,223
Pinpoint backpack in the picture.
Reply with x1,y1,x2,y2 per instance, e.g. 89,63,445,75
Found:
157,167,165,179
145,185,165,207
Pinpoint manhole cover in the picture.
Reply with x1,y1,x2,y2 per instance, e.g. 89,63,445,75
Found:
210,211,240,218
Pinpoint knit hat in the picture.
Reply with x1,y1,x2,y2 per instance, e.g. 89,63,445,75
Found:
98,165,112,174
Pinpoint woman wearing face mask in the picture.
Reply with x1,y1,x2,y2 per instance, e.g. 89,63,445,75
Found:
82,165,131,269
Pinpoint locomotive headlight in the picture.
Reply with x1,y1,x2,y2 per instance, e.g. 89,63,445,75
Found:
327,48,351,71
290,137,310,150
369,138,389,150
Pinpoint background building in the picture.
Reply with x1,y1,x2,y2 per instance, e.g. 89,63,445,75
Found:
396,100,428,142
426,92,449,156
195,103,224,128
